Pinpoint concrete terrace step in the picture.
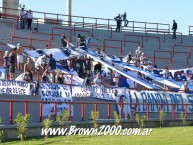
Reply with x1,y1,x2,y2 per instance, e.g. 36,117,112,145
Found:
0,19,193,69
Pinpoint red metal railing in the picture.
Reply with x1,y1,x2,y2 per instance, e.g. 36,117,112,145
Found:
172,44,193,57
124,34,161,49
0,51,4,66
101,76,120,87
11,36,51,50
146,30,182,44
154,50,173,69
36,71,73,86
147,56,171,69
74,22,113,38
51,27,89,41
2,99,191,124
103,39,140,55
88,44,121,55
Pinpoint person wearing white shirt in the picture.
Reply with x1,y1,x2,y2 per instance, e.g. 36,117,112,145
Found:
27,10,33,30
135,46,141,55
20,8,26,29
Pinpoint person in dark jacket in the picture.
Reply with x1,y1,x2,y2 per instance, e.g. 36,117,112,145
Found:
172,20,177,39
114,14,122,32
60,33,67,47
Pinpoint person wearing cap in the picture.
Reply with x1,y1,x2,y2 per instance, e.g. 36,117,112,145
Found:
9,48,17,79
17,43,23,71
3,51,10,80
24,58,33,82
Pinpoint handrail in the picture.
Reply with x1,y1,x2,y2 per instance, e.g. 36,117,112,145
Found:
36,71,73,86
172,44,193,57
0,51,4,66
146,30,182,44
147,56,171,69
51,27,90,41
1,98,191,124
0,6,170,33
103,39,140,55
74,22,113,38
124,34,161,49
88,44,121,55
153,50,173,69
11,36,51,50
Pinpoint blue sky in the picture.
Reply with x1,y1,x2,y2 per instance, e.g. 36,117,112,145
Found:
1,0,192,34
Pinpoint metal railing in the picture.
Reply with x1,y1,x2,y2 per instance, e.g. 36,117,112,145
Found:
146,30,182,44
153,50,173,69
1,98,191,124
11,36,51,50
124,34,161,49
103,39,140,55
0,6,170,34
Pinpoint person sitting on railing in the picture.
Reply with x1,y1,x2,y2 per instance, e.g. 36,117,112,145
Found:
135,46,142,55
140,52,147,65
3,51,10,80
56,71,64,84
132,54,140,67
163,66,170,79
41,69,52,83
22,70,32,83
180,70,187,81
35,55,46,81
9,48,17,80
15,70,32,83
76,34,86,47
60,33,68,47
179,82,189,93
125,51,132,63
92,73,101,86
24,58,33,82
16,43,24,71
146,61,153,72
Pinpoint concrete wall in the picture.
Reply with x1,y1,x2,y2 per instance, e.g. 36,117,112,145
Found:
1,119,193,141
0,94,41,124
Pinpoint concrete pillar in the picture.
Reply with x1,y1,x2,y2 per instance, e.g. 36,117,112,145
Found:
66,0,72,26
2,0,19,16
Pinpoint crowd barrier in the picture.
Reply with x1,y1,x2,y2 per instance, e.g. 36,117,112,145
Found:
146,30,182,44
124,34,161,49
1,99,191,124
153,50,173,69
103,39,140,55
11,36,51,50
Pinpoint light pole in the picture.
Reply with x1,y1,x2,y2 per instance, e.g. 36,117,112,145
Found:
66,0,71,26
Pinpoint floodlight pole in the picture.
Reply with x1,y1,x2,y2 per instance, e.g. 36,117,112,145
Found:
66,0,72,26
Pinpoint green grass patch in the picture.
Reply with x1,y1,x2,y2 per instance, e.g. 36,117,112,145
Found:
3,126,193,145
